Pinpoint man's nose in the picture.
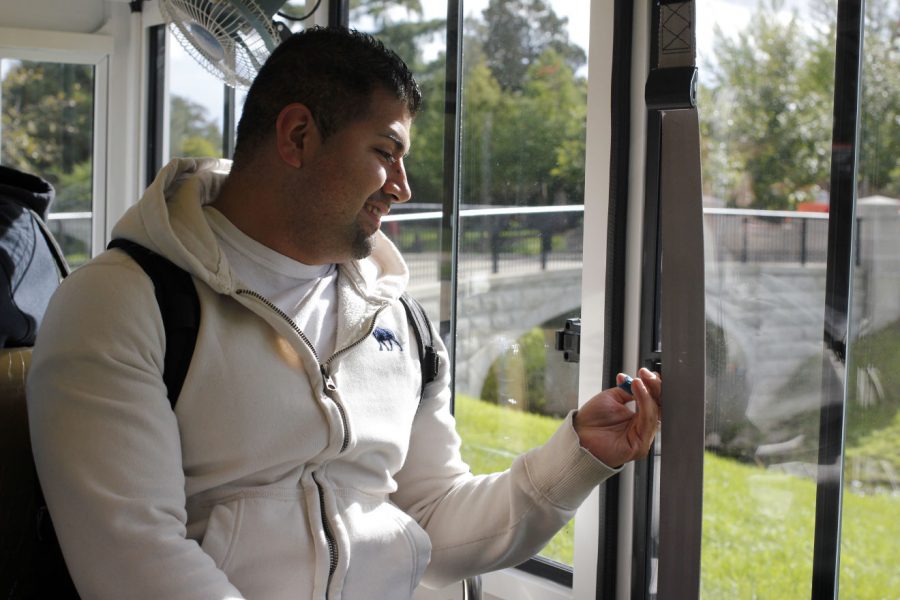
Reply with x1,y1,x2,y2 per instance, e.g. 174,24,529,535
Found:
384,158,411,203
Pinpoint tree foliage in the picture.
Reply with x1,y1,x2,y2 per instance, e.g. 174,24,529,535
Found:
480,0,585,92
169,95,223,159
1,61,94,212
700,0,900,209
460,6,588,207
6,0,891,217
350,0,588,208
856,0,900,198
1,58,224,211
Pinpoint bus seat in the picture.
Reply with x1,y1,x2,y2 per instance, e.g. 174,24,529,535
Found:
0,347,40,597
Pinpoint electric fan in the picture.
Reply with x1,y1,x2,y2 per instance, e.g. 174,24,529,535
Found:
159,0,290,89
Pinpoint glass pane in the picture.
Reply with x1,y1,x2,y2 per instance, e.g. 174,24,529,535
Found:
0,59,95,267
454,0,589,568
166,33,225,162
695,2,837,597
839,0,900,596
351,1,449,295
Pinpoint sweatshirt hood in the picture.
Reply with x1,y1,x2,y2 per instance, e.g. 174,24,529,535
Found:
0,165,55,219
112,158,408,301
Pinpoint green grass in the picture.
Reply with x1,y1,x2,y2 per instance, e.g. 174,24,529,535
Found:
702,452,900,599
846,320,900,477
455,395,900,595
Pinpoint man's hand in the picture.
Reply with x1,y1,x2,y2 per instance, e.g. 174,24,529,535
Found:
573,368,662,468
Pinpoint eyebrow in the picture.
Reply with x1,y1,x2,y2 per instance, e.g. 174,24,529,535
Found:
379,132,409,157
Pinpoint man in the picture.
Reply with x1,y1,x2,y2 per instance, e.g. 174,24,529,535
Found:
28,27,661,599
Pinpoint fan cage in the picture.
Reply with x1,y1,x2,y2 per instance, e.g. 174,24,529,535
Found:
160,0,281,89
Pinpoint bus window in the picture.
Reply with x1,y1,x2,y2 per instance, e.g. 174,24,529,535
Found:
642,1,899,598
454,0,588,576
840,0,900,596
165,34,225,162
353,1,591,583
0,59,95,267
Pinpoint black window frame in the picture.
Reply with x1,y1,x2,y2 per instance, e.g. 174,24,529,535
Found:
630,0,869,598
146,24,238,186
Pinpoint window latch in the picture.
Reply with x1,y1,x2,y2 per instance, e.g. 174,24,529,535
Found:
555,318,581,363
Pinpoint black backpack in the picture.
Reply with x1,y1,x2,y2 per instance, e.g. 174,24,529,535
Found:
9,238,439,598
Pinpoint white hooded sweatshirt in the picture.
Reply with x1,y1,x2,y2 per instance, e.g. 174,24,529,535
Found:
28,158,617,600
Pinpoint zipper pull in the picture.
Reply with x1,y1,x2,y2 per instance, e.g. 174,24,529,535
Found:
320,364,337,393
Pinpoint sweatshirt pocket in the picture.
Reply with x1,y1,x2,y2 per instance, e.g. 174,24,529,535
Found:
200,499,243,572
339,499,433,598
199,490,318,600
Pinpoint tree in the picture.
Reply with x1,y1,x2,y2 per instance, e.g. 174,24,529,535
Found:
856,0,900,197
169,95,223,159
699,0,900,209
480,0,585,92
489,49,586,206
699,0,832,210
347,0,448,205
457,45,587,208
1,61,95,211
345,0,589,210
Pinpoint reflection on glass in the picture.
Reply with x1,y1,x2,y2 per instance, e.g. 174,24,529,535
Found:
695,2,837,597
839,0,900,597
0,59,95,267
454,0,589,568
167,35,224,161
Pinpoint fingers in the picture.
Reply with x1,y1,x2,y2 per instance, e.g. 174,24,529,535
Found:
608,373,633,403
637,368,661,420
638,367,661,402
631,378,656,440
632,371,661,449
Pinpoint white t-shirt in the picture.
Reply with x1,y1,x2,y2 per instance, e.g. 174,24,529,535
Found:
204,206,338,359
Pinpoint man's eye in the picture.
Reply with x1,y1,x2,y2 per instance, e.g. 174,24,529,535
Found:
376,149,396,164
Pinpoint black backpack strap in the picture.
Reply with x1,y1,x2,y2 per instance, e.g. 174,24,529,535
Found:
107,239,200,408
399,292,439,398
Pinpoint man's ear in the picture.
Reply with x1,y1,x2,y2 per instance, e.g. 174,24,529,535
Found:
275,103,319,168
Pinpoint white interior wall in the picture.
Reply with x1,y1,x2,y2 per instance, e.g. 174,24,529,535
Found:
1,0,110,33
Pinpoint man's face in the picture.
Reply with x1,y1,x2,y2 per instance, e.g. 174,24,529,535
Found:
289,88,412,264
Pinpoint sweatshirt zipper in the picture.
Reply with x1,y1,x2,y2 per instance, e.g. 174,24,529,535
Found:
312,472,338,595
319,302,390,452
236,288,390,594
236,289,323,362
236,289,389,452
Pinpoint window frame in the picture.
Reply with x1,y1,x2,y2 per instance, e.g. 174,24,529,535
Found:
144,24,239,184
630,0,874,598
0,26,111,260
336,0,623,595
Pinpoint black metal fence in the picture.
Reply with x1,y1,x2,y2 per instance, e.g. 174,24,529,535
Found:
703,208,833,265
48,207,846,279
382,206,585,286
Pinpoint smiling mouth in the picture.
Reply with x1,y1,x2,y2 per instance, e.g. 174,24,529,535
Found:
362,202,389,232
365,203,389,218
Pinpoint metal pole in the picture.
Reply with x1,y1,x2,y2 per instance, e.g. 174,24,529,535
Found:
462,575,482,600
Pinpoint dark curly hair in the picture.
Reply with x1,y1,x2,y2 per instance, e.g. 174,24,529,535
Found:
233,26,422,166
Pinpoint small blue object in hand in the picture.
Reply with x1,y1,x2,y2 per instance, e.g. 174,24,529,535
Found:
618,375,634,395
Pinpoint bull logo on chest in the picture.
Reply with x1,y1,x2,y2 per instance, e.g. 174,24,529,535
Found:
373,327,403,351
